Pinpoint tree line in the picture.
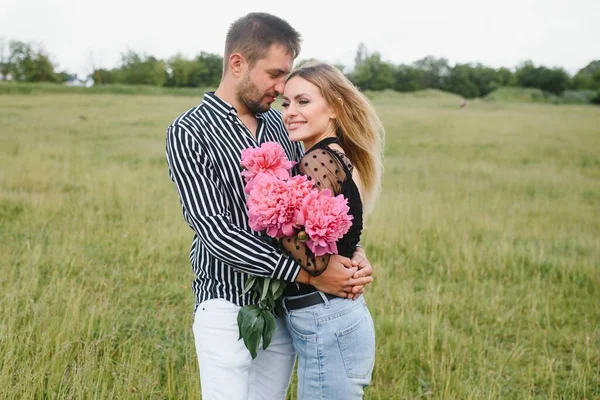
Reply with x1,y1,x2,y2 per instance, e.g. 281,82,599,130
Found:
1,39,599,103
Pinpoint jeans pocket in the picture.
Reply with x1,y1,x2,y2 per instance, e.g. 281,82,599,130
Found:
286,312,317,342
335,314,375,379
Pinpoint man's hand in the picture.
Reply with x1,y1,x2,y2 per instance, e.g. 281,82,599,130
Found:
347,248,374,300
310,255,372,298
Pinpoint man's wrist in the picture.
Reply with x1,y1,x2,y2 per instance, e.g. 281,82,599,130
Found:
295,269,311,285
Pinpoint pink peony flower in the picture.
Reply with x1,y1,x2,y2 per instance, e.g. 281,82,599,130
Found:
241,142,296,192
247,174,314,238
295,189,353,256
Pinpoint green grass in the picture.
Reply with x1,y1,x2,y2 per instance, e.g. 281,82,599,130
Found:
0,92,599,399
0,81,210,96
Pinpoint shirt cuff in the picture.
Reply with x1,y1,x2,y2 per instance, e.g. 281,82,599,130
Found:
272,255,301,282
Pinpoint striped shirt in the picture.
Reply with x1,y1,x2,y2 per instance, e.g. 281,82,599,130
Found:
165,92,304,310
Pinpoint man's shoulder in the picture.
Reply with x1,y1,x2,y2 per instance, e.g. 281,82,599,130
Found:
167,101,216,142
169,103,204,129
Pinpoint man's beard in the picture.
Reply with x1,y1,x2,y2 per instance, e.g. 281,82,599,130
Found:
236,74,273,114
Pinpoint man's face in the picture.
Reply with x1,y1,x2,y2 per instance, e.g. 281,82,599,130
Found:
236,45,293,114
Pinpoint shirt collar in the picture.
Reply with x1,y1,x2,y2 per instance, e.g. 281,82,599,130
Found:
203,91,265,122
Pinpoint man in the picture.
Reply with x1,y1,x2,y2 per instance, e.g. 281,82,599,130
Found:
165,12,373,400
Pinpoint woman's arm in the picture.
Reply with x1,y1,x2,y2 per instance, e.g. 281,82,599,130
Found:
279,148,349,276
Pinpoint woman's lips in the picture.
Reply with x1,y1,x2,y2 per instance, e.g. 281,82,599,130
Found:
286,121,306,130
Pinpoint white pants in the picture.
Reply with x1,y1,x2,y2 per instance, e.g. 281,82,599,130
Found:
192,299,296,400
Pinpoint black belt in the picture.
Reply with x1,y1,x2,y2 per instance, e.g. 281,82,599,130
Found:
283,292,338,311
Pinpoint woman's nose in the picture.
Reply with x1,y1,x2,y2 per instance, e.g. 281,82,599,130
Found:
282,102,296,116
284,104,297,118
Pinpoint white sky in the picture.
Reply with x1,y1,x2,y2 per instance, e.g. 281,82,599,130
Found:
2,0,599,77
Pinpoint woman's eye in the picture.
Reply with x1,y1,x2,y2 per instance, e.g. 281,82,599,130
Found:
281,102,289,108
299,99,308,105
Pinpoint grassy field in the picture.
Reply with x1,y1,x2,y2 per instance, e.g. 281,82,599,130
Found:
0,90,599,399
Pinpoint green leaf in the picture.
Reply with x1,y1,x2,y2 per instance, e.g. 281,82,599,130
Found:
237,305,261,340
237,305,269,359
258,299,274,311
260,277,271,302
268,279,287,301
269,279,282,297
243,276,256,295
261,310,277,350
267,278,286,300
273,281,286,299
244,314,265,359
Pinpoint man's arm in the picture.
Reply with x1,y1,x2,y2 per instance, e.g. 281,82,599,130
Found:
166,124,300,282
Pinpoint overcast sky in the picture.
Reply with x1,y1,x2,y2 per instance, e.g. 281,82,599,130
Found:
2,0,598,77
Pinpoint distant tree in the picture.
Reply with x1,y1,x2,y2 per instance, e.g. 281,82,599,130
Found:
470,64,506,96
443,64,480,98
8,40,57,82
438,63,515,98
350,52,395,91
194,52,222,87
166,54,196,87
515,61,570,95
0,37,11,80
118,50,167,86
514,61,537,87
541,67,571,95
573,60,600,90
91,68,119,85
56,71,73,83
412,56,450,89
354,43,368,70
165,52,222,88
577,60,600,76
496,67,516,87
393,65,424,92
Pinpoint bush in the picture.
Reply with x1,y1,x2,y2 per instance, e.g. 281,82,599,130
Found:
485,87,598,105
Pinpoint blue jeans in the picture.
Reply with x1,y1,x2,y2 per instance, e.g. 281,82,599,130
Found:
281,293,375,399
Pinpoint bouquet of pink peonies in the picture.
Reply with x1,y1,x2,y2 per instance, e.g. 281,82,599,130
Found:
237,141,353,358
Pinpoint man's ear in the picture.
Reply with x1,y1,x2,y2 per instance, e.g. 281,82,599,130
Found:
228,53,245,78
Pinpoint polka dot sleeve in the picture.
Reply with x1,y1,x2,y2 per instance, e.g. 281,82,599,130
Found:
297,148,349,196
278,147,350,276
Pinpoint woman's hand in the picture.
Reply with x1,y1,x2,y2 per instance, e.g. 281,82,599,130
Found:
347,248,373,300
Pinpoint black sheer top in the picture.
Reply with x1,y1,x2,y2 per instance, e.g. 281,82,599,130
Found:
282,137,363,297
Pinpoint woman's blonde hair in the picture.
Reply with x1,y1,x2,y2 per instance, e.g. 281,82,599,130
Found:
287,61,385,213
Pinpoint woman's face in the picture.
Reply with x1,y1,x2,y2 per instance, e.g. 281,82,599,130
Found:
281,76,336,149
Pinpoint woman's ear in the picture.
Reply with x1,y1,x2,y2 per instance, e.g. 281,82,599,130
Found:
330,98,343,119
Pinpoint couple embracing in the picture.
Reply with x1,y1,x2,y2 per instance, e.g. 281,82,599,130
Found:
165,12,384,400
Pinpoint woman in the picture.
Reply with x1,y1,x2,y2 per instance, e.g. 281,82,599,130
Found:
279,61,384,399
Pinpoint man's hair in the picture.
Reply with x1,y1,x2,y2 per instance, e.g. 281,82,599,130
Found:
224,12,301,71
